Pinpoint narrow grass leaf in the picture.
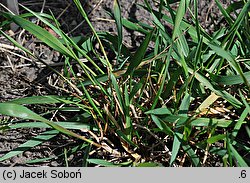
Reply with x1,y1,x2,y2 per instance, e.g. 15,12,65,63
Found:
229,143,248,167
231,108,249,138
151,115,174,136
113,0,123,58
146,108,172,115
116,130,137,147
170,132,183,166
122,19,150,34
207,134,226,144
125,29,154,76
136,162,163,167
208,43,250,88
26,157,55,164
177,32,190,57
0,103,101,147
110,73,124,113
161,114,234,128
215,0,233,25
5,122,98,131
172,0,190,39
182,144,200,167
129,78,145,102
19,4,64,38
0,30,33,55
3,13,74,58
9,95,67,104
239,90,250,116
73,0,112,70
124,85,132,139
0,130,58,162
226,1,244,14
179,93,190,117
210,71,250,85
98,32,131,58
189,68,242,108
227,0,250,39
87,159,121,167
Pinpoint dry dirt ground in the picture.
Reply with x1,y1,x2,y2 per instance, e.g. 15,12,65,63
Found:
0,0,236,166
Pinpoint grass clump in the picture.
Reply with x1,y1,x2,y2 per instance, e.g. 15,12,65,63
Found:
0,0,249,167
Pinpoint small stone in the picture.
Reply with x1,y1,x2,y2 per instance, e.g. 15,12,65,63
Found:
50,161,59,167
23,151,32,158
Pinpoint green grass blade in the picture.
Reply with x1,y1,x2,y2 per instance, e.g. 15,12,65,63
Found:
229,143,248,167
73,0,112,70
0,130,59,162
136,162,164,167
208,43,250,88
207,134,226,144
113,0,123,59
80,85,105,122
0,30,33,55
239,90,250,116
161,114,234,128
151,115,174,136
4,122,97,131
0,103,101,147
170,132,183,166
87,159,122,167
210,71,250,85
9,95,69,104
179,93,190,117
231,108,249,139
116,130,137,147
125,29,154,76
172,0,190,39
122,18,150,34
226,1,244,14
124,85,132,139
146,107,172,115
215,0,233,25
19,4,64,38
110,73,125,116
189,69,242,108
3,13,75,58
182,144,200,166
226,0,250,40
129,78,145,102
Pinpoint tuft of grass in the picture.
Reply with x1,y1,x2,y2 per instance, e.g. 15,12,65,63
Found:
0,0,249,167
